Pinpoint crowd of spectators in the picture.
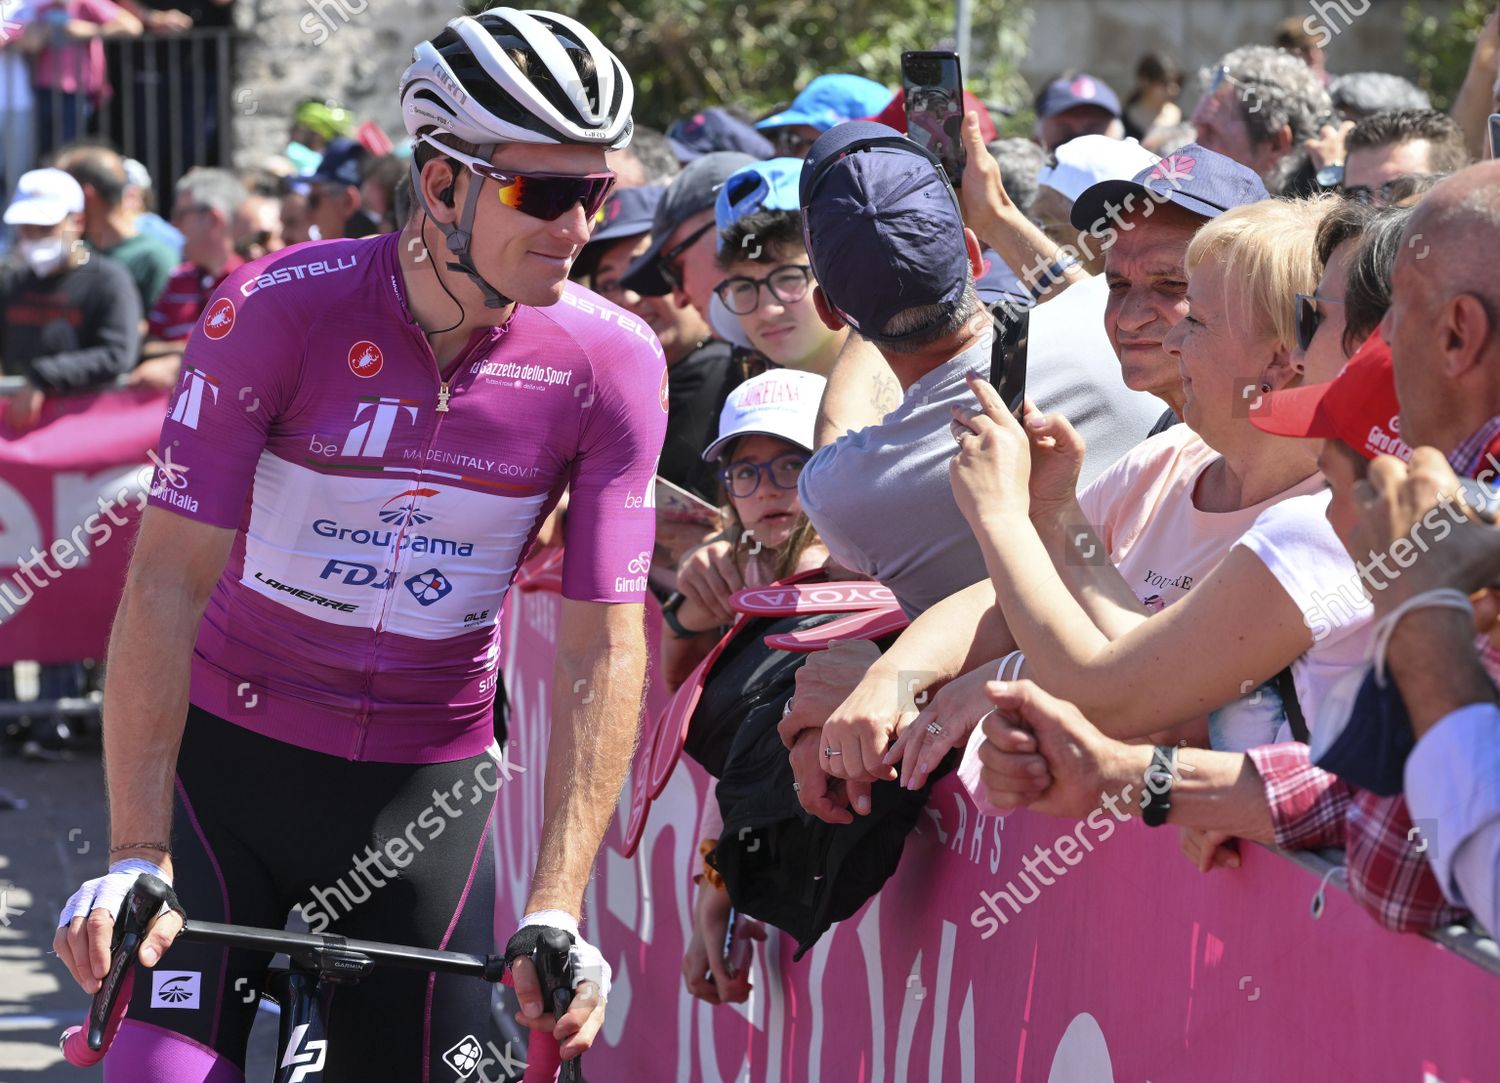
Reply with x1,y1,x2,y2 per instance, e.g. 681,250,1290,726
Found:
2,0,1500,1015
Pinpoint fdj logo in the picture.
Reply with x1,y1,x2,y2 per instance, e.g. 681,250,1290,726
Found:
320,559,396,589
405,568,453,606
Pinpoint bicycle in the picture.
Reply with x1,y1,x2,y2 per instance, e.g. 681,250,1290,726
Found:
60,874,583,1082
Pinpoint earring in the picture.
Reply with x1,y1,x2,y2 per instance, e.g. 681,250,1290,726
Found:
1260,381,1272,393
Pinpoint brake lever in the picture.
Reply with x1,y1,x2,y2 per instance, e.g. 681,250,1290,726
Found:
531,928,582,1082
87,873,175,1050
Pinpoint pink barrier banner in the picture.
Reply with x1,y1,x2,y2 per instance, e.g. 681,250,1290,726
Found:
0,388,167,664
497,569,1498,1081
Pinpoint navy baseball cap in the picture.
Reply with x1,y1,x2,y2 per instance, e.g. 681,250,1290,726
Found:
1069,143,1271,231
800,121,968,339
306,136,368,188
620,152,756,296
575,185,664,280
1035,73,1121,120
668,108,774,162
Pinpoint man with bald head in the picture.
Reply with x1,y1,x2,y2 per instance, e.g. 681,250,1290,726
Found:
1327,160,1500,939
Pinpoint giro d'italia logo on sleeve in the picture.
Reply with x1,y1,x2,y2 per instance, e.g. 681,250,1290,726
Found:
203,297,235,340
348,340,384,378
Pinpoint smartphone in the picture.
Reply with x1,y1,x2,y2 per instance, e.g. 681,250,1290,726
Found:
901,50,966,187
987,301,1030,418
722,907,752,978
1489,113,1500,159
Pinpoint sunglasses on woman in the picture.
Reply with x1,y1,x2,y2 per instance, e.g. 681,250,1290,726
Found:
1295,292,1345,352
418,134,617,222
719,450,809,499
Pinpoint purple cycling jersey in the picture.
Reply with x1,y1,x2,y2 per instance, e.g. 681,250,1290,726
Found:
147,232,667,763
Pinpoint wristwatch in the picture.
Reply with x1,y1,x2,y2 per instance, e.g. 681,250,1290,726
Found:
1140,745,1177,828
661,592,706,640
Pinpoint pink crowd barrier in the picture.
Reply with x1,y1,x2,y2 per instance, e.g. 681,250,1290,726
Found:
497,561,1499,1082
0,387,168,664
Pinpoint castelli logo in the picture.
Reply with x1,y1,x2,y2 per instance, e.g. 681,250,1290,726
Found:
203,298,236,340
348,341,384,378
659,368,669,413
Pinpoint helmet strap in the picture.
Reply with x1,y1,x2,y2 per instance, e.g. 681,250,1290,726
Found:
407,154,513,311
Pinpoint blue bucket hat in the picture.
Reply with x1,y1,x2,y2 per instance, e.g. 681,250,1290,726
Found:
757,74,893,133
799,121,968,340
714,157,803,251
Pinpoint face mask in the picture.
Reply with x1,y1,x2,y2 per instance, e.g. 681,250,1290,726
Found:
19,236,68,277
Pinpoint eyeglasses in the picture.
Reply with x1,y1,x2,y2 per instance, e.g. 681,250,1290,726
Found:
658,220,716,290
1201,64,1265,117
1341,174,1440,207
719,450,809,498
417,134,617,222
713,264,814,315
772,127,816,158
1295,293,1346,352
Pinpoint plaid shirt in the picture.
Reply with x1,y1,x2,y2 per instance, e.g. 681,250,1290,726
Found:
1243,416,1500,933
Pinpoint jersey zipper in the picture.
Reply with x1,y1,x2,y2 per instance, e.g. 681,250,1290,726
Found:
350,329,491,758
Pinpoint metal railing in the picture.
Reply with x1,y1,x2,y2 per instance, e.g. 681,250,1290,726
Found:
31,27,235,196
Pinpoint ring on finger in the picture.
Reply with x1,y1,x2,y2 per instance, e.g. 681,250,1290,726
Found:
926,720,943,736
783,698,795,718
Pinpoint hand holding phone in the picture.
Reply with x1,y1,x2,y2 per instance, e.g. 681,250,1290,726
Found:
901,50,967,187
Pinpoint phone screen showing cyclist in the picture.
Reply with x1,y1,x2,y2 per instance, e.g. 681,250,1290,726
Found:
902,50,966,187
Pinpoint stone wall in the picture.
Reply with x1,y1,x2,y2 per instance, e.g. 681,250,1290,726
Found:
226,0,1461,166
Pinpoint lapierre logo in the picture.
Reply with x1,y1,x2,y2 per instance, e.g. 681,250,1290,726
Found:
282,1023,327,1082
203,297,235,339
309,397,420,460
239,253,358,297
151,971,201,1009
168,365,220,430
253,571,359,612
614,551,650,593
406,568,453,606
348,340,384,378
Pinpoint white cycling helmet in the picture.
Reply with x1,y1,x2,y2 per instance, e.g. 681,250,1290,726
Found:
400,7,634,150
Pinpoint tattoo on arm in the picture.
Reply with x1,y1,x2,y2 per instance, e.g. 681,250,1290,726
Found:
870,374,901,417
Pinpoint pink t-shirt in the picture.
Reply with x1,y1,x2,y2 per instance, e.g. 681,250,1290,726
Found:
1078,423,1325,611
32,0,122,98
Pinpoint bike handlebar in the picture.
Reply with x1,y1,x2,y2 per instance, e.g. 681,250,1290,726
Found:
60,874,577,1080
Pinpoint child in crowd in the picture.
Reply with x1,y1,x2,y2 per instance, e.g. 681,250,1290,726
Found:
661,368,828,689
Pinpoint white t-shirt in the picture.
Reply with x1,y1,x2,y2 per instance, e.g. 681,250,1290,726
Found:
1232,490,1375,749
1078,423,1325,611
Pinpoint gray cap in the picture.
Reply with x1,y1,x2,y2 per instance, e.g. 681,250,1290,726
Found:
620,151,755,296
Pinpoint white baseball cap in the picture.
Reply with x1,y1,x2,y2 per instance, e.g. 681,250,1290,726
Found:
702,368,827,461
4,168,86,227
1037,136,1157,204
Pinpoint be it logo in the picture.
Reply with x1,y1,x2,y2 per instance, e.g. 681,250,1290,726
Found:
203,297,236,340
169,366,220,430
348,340,384,378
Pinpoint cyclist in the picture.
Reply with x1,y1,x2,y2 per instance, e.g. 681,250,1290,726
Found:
53,8,663,1080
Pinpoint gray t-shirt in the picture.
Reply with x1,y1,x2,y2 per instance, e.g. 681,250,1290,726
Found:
800,275,1164,618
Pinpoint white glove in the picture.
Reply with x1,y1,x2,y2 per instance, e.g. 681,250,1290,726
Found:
57,859,171,929
516,909,612,1001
